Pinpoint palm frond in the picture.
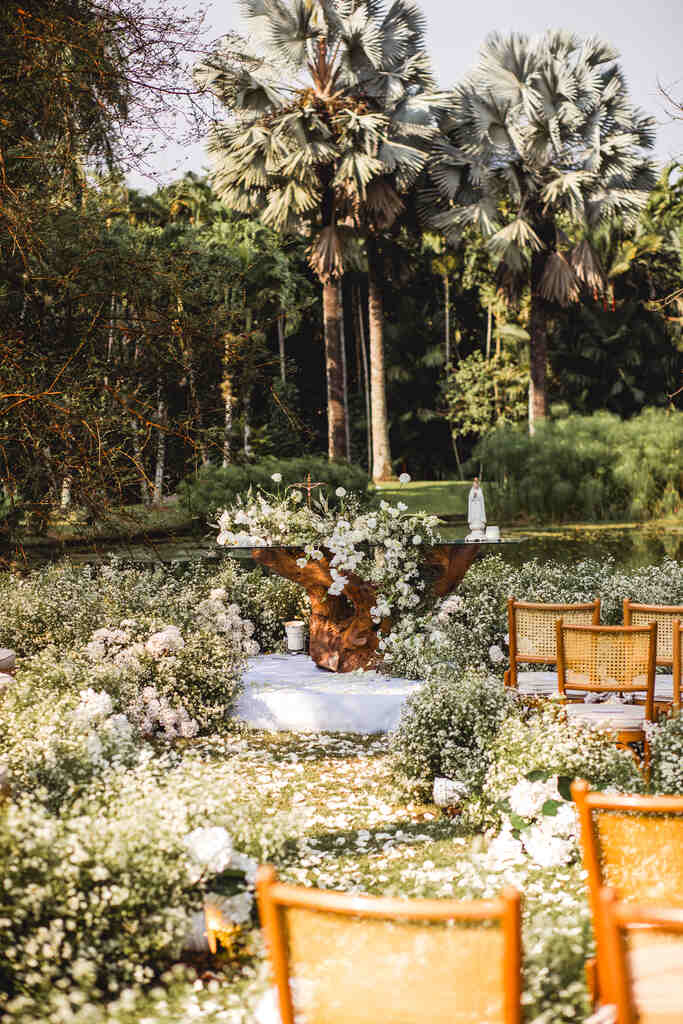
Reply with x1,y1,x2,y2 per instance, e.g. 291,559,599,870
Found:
540,251,580,304
308,224,345,281
364,178,405,228
569,238,606,292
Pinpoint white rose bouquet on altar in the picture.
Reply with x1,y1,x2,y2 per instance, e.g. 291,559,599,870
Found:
215,489,442,623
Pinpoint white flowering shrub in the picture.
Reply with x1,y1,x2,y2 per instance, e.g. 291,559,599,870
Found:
0,652,141,807
381,555,683,679
82,618,251,733
0,558,304,658
0,751,291,1022
0,788,199,1016
648,711,683,794
485,707,644,815
390,671,520,799
215,489,440,623
211,561,308,652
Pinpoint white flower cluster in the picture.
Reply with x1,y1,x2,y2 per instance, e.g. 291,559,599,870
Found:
216,489,440,623
127,685,199,740
485,776,578,871
195,589,260,657
71,688,135,764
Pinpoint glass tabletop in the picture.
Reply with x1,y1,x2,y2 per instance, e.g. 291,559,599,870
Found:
221,538,523,551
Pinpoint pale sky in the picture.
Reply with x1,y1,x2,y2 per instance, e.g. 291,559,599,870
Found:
129,0,683,189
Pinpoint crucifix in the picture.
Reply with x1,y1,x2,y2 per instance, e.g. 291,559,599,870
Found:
287,472,325,508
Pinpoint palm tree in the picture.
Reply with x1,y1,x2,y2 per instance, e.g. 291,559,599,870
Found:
431,31,656,429
195,0,448,473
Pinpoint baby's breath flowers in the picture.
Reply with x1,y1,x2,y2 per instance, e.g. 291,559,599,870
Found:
215,489,441,624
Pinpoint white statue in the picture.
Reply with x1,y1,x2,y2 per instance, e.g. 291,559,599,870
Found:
467,476,486,541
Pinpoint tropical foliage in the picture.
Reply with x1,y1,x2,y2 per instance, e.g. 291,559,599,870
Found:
432,31,657,427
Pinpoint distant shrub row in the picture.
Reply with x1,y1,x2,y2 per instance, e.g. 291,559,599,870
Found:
178,456,370,522
476,409,682,522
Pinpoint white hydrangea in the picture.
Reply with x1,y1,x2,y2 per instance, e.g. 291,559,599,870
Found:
72,688,113,730
145,626,185,658
183,826,233,879
508,777,561,819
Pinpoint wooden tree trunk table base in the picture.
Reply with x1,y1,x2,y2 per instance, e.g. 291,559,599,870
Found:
250,543,483,673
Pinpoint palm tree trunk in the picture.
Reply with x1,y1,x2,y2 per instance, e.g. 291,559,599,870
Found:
153,384,166,504
322,279,347,460
354,283,372,473
338,281,351,461
443,274,450,369
529,250,549,433
222,338,234,467
366,238,392,481
277,313,286,385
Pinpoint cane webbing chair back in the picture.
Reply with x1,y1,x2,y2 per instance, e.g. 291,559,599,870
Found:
622,600,683,667
598,888,683,1024
556,623,656,713
572,782,683,1002
674,620,682,709
256,865,522,1024
506,599,600,688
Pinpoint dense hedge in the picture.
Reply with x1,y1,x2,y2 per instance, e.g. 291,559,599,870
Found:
475,408,682,522
178,456,370,521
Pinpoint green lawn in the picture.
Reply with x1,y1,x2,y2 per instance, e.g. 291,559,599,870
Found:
373,480,471,517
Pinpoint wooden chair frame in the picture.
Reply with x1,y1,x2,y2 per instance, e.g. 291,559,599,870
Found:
556,622,657,725
598,887,683,1023
572,780,683,1004
505,598,601,690
256,864,523,1024
623,600,683,711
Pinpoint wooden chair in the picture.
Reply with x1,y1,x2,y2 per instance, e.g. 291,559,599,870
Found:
556,623,656,745
256,864,522,1024
597,887,683,1024
571,780,683,1003
504,598,601,696
623,601,683,710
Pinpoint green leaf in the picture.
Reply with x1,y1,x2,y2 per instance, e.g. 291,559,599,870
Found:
541,799,561,816
557,776,573,801
509,812,530,830
525,769,549,782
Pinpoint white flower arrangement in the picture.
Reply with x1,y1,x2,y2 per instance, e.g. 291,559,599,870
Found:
487,773,579,870
215,489,441,624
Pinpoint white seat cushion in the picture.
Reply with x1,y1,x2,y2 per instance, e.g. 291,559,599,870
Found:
566,702,646,731
516,670,557,694
654,674,674,699
515,671,583,699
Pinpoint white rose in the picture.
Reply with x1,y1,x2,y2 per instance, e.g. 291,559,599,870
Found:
183,827,233,875
489,644,505,664
412,535,422,545
399,473,411,484
335,486,347,497
271,473,282,483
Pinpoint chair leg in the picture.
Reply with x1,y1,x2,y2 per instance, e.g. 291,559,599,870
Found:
585,956,598,1008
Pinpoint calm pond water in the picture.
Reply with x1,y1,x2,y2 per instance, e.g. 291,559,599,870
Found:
9,522,681,571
